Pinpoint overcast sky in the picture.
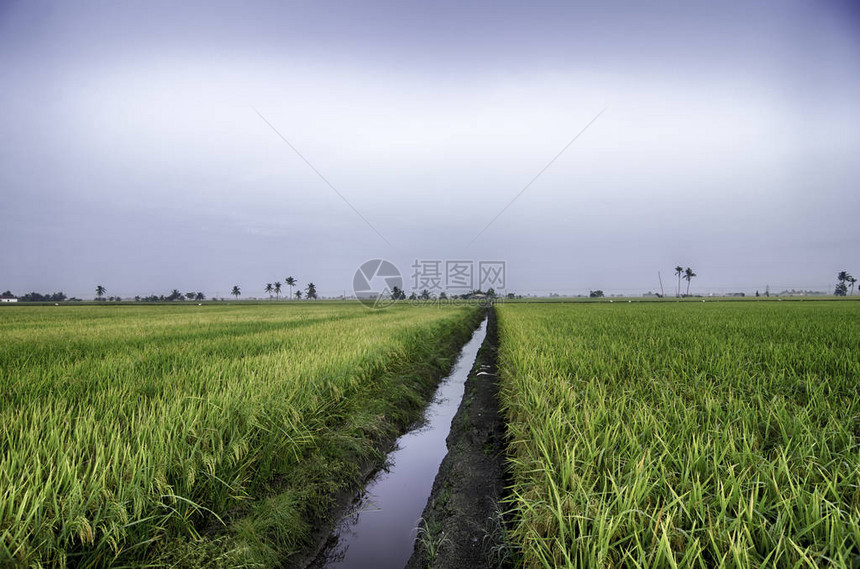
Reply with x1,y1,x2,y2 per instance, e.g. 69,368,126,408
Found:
1,0,858,298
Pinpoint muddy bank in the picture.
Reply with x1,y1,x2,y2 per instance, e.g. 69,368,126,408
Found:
405,307,512,569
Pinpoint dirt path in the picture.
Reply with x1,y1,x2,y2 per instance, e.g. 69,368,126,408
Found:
405,307,512,569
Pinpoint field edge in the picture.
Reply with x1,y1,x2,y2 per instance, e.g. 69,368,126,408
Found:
151,306,485,569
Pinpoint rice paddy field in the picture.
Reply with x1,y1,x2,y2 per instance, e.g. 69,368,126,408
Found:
0,302,481,568
497,301,860,568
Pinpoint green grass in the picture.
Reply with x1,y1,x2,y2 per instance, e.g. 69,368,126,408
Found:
0,303,481,567
496,301,860,568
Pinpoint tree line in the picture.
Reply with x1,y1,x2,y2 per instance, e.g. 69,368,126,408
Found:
388,287,501,301
231,276,318,300
94,286,206,302
1,291,76,302
4,269,856,303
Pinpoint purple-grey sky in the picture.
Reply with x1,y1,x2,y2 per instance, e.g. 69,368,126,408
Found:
1,0,858,298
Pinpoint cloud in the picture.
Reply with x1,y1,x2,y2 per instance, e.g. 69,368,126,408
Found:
1,0,858,296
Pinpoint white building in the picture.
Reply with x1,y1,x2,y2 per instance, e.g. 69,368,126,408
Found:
0,298,17,303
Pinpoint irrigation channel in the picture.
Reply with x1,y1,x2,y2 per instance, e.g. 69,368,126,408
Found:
314,317,489,569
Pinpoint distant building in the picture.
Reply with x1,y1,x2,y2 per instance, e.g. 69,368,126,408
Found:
0,291,18,303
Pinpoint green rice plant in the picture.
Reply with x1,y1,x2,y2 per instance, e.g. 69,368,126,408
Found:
496,301,860,568
416,517,449,566
0,302,480,567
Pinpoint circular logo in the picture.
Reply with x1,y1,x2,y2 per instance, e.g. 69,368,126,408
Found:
353,259,403,309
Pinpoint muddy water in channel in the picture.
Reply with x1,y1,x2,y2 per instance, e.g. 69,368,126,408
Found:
317,317,488,569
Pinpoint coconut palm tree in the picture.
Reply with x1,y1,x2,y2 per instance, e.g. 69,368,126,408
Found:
285,276,297,300
231,285,241,300
836,271,850,296
674,266,683,297
274,281,282,300
306,282,317,300
95,285,106,300
265,283,273,299
683,267,697,296
295,290,302,300
848,275,857,295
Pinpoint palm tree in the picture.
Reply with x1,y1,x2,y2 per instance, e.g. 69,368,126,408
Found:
231,285,241,300
674,266,683,298
295,290,303,300
836,271,850,296
95,285,106,300
848,275,857,295
306,282,317,300
683,267,697,296
274,281,282,300
285,276,297,300
265,283,273,299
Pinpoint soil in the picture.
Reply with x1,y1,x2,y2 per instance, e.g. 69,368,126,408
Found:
404,307,512,569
